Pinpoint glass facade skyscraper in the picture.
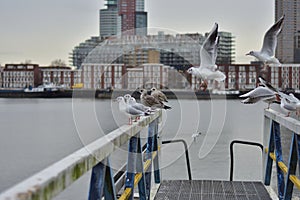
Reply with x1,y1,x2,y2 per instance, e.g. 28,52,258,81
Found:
275,0,300,63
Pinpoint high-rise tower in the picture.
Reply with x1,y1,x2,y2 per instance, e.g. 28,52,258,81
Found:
275,0,300,63
117,0,147,36
99,0,118,38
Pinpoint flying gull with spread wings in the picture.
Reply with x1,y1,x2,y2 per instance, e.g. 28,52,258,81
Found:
187,23,226,91
246,15,285,71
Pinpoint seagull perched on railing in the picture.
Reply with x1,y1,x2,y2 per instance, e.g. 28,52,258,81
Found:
246,15,285,71
279,93,300,117
151,87,168,103
187,23,226,91
128,97,154,113
239,86,280,109
123,94,132,104
139,89,171,110
115,96,149,125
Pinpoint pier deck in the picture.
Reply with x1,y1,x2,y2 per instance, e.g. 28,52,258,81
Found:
154,180,272,200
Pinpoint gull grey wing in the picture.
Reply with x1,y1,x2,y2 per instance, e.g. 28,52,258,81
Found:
259,76,278,92
261,15,284,56
239,86,274,98
241,97,261,104
282,98,297,111
132,103,147,112
278,91,298,103
200,23,219,70
126,106,144,116
144,95,161,106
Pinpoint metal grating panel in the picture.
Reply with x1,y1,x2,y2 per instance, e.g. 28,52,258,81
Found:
154,180,272,200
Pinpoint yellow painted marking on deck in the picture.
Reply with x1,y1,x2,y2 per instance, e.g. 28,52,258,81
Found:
289,175,300,191
118,150,159,200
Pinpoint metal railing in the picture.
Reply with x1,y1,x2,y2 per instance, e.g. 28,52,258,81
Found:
162,139,192,180
0,110,162,200
229,140,264,181
264,109,300,200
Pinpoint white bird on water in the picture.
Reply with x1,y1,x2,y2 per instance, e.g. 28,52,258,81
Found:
187,23,226,91
246,15,285,71
115,96,149,124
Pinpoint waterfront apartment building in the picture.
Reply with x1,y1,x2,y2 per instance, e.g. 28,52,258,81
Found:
2,64,41,88
217,32,235,64
70,36,103,69
40,66,81,88
275,0,300,63
189,64,260,91
3,63,300,91
190,64,300,91
269,64,300,90
81,64,125,89
80,63,170,90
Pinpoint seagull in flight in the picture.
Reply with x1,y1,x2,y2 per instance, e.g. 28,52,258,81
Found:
246,15,285,71
187,23,226,91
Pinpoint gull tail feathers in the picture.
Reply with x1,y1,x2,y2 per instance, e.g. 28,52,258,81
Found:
163,105,172,110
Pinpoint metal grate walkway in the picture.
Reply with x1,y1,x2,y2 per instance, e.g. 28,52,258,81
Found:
154,180,272,200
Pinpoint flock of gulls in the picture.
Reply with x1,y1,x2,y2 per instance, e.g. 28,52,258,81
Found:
115,87,171,124
115,14,298,123
239,76,300,117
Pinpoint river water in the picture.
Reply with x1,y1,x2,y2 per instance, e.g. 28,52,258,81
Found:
0,97,296,199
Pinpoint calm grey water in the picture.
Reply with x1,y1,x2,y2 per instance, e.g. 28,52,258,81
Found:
0,97,294,199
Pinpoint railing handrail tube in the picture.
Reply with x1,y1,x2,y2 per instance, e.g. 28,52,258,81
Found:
264,109,300,134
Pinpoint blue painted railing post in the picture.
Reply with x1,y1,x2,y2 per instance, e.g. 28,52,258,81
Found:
283,133,299,200
264,120,285,200
88,157,117,200
273,120,285,200
265,121,274,186
136,133,147,200
124,132,147,200
153,118,160,184
124,134,139,200
145,119,156,199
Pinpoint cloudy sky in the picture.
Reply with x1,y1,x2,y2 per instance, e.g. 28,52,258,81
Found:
0,0,274,66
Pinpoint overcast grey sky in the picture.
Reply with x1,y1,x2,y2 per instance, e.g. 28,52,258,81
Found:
0,0,274,66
